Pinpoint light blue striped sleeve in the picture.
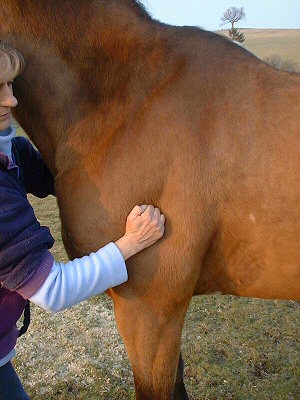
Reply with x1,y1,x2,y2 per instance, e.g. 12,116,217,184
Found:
29,242,128,312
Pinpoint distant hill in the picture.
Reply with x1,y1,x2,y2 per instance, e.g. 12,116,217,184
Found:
216,29,300,72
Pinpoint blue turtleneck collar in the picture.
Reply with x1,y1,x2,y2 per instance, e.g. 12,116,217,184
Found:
0,125,16,158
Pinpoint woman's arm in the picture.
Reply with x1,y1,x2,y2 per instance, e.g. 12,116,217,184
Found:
30,205,165,312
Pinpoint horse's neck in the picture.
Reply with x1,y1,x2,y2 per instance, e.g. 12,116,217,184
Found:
4,1,167,172
6,0,155,59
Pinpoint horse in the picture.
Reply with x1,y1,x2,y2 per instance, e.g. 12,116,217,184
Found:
1,1,300,399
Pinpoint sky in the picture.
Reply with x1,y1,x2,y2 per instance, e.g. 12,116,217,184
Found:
142,0,300,31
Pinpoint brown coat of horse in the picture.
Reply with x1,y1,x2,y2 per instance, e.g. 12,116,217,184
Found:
1,1,300,399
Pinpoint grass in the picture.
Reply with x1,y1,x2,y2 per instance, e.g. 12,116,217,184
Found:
14,29,300,399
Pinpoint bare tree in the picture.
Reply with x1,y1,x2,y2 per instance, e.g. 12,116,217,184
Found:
221,7,246,31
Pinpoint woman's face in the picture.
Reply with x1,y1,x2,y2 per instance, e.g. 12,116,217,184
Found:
0,81,18,131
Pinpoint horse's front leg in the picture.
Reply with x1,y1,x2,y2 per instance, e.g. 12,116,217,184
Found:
112,294,191,400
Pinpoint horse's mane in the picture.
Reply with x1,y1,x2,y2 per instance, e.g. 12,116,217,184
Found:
23,0,153,23
122,0,153,21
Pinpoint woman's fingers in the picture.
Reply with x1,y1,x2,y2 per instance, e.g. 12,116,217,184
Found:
127,204,148,222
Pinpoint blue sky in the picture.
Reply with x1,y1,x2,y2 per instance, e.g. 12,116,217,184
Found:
142,1,300,31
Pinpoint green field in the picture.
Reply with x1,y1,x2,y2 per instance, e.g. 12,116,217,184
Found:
14,29,300,400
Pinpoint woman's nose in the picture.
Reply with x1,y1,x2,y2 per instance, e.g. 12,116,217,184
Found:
0,84,18,108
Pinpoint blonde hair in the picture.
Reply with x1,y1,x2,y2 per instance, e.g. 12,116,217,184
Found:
0,40,24,84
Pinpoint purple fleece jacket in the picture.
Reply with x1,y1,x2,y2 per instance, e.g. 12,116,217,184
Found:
0,135,55,360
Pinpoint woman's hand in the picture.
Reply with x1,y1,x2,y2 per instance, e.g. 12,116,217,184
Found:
115,205,165,260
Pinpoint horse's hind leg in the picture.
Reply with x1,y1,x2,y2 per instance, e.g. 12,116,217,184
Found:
173,353,189,400
113,296,191,400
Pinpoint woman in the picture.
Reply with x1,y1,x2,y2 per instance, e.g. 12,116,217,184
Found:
0,41,165,399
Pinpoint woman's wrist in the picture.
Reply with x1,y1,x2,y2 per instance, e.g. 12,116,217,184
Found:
114,235,140,261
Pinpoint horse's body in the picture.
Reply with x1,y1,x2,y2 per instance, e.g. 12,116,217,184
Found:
1,1,299,398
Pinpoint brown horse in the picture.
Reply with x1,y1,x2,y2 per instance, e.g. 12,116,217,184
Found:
1,1,300,399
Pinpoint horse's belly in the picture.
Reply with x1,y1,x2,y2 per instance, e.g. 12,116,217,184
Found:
194,206,300,300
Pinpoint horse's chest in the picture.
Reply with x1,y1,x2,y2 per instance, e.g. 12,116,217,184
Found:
56,170,127,258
